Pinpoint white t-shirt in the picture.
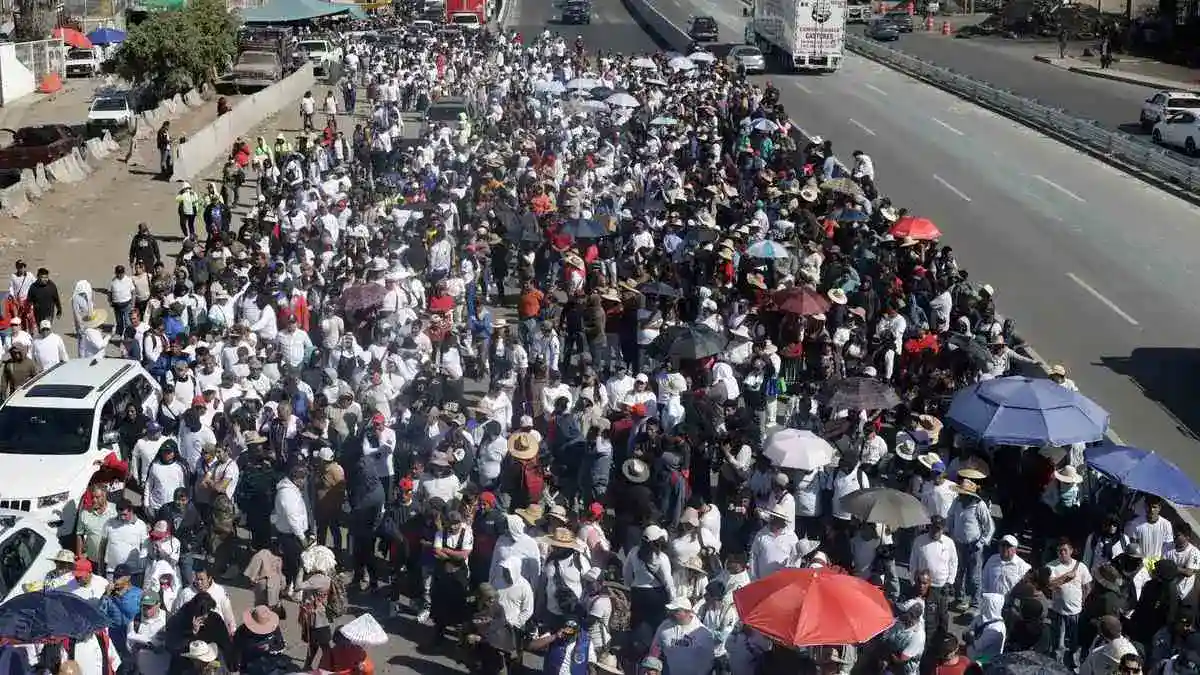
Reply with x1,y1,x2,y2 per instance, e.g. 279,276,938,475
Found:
1166,543,1200,598
109,276,135,304
1047,558,1093,616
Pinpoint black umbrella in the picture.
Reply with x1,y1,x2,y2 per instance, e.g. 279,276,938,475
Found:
984,651,1073,675
841,487,931,529
340,284,388,313
946,332,991,368
590,85,616,100
818,377,901,411
0,590,108,643
561,217,607,239
654,324,729,360
637,281,681,298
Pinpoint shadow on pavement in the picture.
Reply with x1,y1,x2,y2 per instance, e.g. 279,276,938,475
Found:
389,654,465,674
1098,348,1200,442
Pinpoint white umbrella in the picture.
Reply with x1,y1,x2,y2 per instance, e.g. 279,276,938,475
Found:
339,613,388,647
631,56,658,69
688,51,717,63
606,92,640,108
535,80,565,95
567,77,601,90
764,429,835,470
750,118,780,133
650,116,679,126
575,99,611,113
668,56,696,71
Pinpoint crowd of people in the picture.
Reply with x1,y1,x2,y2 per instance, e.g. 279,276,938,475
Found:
0,9,1192,675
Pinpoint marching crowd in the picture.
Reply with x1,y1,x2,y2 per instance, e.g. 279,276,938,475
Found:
0,10,1193,675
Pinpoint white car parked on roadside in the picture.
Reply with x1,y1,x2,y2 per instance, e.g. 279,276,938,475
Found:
1152,111,1200,155
1140,90,1200,130
0,358,160,538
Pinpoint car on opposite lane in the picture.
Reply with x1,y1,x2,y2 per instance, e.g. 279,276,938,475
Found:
688,16,719,42
1152,111,1200,155
882,11,914,32
866,18,902,41
561,0,591,24
726,45,765,73
1140,90,1200,131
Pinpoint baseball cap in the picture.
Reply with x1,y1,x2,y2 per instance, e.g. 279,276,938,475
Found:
38,319,51,330
1001,534,1019,547
73,558,93,574
145,421,162,434
664,597,692,612
191,395,207,406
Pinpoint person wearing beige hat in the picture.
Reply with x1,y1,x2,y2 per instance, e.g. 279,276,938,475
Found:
947,473,995,612
917,452,957,520
1048,363,1079,391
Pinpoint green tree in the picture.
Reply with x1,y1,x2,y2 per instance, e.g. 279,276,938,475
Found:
12,0,57,41
105,0,240,98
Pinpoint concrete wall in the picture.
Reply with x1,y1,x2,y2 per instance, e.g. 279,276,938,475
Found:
171,65,317,182
0,42,38,107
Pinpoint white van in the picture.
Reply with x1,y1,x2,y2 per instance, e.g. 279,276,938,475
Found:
0,358,160,539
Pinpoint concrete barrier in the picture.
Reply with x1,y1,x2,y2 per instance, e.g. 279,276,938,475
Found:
34,163,49,191
85,137,108,161
172,65,317,182
184,89,203,107
102,131,119,153
19,169,42,200
0,184,31,218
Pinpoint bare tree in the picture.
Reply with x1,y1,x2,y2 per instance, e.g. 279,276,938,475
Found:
12,0,58,41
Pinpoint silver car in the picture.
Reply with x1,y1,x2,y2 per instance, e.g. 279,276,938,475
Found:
727,45,765,74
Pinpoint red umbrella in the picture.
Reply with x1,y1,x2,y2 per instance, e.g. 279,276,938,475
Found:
772,287,830,316
53,27,93,49
733,568,894,647
888,216,942,241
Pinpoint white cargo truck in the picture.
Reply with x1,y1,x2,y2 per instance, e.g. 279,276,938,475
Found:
743,0,847,73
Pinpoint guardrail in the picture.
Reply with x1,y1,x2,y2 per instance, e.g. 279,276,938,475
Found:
844,35,1200,195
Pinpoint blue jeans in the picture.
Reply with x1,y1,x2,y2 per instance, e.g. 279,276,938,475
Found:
112,301,131,339
955,540,984,606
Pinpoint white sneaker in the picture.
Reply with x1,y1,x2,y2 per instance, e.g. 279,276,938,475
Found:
417,610,432,625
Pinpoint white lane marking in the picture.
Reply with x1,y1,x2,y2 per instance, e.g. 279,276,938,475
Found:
848,118,875,136
863,83,888,96
1033,174,1087,203
793,82,813,94
1066,272,1140,326
932,174,971,202
931,117,964,136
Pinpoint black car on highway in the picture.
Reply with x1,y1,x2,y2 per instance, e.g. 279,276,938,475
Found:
866,18,901,40
561,0,591,24
883,10,914,32
688,15,719,42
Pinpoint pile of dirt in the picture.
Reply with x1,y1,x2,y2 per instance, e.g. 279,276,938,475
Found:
957,0,1125,39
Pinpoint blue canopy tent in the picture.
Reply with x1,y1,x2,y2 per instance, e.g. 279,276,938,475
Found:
86,27,126,45
241,0,365,23
946,376,1109,447
1085,443,1200,507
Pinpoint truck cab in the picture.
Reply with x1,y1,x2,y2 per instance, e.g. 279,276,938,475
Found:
846,0,872,23
445,0,487,26
297,38,341,77
64,47,102,78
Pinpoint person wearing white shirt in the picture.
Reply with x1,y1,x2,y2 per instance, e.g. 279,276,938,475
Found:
79,313,108,359
475,421,507,489
1047,540,1093,668
64,559,109,604
419,456,464,505
624,526,677,626
103,505,149,573
830,460,869,521
272,466,309,595
920,472,958,521
109,265,136,336
1164,529,1200,599
1126,499,1175,559
749,513,801,580
540,375,573,417
276,315,313,369
172,571,237,632
30,320,68,370
982,535,1032,598
911,518,959,589
494,558,534,633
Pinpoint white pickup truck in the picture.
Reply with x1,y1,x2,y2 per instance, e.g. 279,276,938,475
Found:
86,94,134,135
65,47,102,77
297,38,342,77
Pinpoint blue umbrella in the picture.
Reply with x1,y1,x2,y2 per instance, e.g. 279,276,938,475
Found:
836,210,870,222
0,590,109,642
560,217,607,239
946,376,1109,447
86,27,126,45
1085,443,1200,506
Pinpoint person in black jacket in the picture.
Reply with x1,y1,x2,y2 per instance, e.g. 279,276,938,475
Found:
164,592,232,675
27,267,61,325
129,222,161,270
342,443,384,589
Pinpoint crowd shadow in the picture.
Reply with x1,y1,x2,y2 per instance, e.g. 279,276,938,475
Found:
1098,348,1200,442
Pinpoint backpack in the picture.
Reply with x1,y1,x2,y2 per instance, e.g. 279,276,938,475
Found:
325,575,348,622
520,458,545,504
602,582,631,634
210,493,237,538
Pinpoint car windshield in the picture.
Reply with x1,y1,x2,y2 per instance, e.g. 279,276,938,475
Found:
427,104,468,121
298,41,328,53
0,406,93,455
693,18,715,28
238,52,277,65
90,98,126,112
734,47,762,56
67,49,93,60
1167,98,1200,109
451,14,479,23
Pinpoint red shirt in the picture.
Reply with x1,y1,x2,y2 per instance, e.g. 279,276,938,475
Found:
429,294,454,313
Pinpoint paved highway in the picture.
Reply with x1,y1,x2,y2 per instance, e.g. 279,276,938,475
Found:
505,0,1200,478
506,0,661,54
